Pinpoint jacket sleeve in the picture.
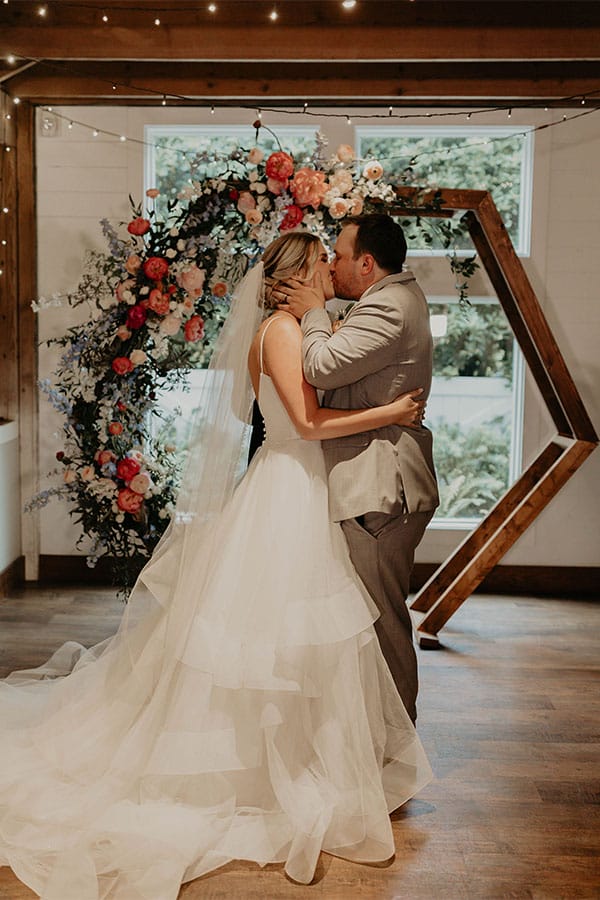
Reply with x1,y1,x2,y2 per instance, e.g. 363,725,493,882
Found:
301,298,404,390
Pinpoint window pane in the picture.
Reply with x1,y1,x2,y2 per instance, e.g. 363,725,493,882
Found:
427,300,522,522
358,127,532,254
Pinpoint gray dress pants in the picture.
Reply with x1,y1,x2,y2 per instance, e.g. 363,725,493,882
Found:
340,509,434,724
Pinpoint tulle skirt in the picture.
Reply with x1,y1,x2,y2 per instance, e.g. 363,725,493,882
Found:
0,438,431,899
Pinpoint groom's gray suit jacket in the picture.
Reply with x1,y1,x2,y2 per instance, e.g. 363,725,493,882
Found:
302,271,439,522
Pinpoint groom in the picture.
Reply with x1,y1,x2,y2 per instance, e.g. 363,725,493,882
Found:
277,214,438,723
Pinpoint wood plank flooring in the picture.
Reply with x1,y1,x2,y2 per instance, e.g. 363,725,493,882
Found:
0,588,598,900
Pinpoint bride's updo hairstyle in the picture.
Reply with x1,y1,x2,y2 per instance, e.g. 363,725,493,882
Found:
261,231,321,310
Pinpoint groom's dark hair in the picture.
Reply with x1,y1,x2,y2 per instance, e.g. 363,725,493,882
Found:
344,213,407,274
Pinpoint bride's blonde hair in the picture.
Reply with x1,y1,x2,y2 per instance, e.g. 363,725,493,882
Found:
261,232,321,310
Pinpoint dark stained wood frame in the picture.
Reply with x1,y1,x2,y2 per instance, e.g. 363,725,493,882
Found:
390,187,599,648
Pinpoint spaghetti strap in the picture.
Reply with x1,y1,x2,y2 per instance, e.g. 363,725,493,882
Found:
259,315,286,374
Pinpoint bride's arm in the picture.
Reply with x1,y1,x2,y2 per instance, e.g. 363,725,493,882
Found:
262,315,424,441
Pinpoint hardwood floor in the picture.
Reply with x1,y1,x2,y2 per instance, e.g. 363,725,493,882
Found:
0,588,598,899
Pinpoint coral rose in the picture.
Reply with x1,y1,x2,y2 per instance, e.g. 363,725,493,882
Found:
125,254,142,275
212,281,228,298
145,188,160,199
108,422,124,436
248,147,264,164
117,487,144,514
148,288,170,316
127,217,150,236
363,161,384,181
116,457,141,482
116,325,132,341
129,473,151,496
112,356,134,375
80,465,96,482
159,314,182,336
129,349,147,367
237,191,256,214
143,256,169,281
126,304,147,330
279,204,304,231
177,265,206,298
265,151,294,182
245,209,263,226
184,315,205,343
63,469,77,484
335,143,355,163
290,168,328,209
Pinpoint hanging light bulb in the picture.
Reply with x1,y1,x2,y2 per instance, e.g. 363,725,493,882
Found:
92,129,99,137
119,135,126,142
102,14,108,23
161,96,167,106
269,8,278,20
208,3,217,11
154,17,160,26
38,4,47,16
388,105,393,116
6,55,16,65
12,97,20,105
346,115,352,125
507,108,512,118
342,1,357,8
210,105,215,114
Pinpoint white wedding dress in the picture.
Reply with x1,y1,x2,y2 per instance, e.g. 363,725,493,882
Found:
0,344,431,898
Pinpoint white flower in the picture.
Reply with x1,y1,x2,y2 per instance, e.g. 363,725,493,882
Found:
329,197,350,219
139,286,149,296
169,227,180,237
166,248,177,258
177,239,186,251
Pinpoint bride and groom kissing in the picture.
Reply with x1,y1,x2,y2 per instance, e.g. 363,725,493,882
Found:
0,212,439,896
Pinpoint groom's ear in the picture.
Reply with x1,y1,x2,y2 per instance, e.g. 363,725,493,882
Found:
361,253,376,276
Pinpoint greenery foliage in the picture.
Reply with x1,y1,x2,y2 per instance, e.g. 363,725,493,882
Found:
432,302,514,380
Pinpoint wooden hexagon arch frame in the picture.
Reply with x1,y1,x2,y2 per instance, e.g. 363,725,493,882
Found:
390,187,598,649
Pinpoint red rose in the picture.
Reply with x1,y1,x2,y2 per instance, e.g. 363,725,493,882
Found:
108,422,123,436
143,256,169,281
228,189,240,201
127,217,151,236
56,451,64,461
183,314,205,343
112,356,134,375
116,457,141,482
116,401,127,412
279,204,305,231
117,487,144,513
126,304,147,330
266,151,294,182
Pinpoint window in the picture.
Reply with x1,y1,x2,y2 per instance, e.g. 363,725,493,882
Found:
145,124,318,218
357,126,533,255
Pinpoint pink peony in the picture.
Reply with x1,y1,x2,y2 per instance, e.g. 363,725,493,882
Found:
117,487,144,513
147,288,170,316
80,465,96,482
143,256,169,281
129,472,151,495
265,151,295,181
279,204,304,231
237,191,256,214
145,188,160,199
177,264,206,298
108,422,123,436
159,314,182,336
329,169,354,194
184,315,205,343
348,194,364,215
127,217,150,236
245,209,263,225
112,356,134,375
125,254,142,275
290,167,328,209
126,304,147,330
116,457,141,482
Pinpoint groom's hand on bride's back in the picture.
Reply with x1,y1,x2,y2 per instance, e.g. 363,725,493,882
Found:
275,275,327,320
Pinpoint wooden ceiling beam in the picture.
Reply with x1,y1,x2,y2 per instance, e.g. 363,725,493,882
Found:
5,61,600,104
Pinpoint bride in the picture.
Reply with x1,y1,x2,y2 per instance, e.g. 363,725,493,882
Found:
0,230,431,899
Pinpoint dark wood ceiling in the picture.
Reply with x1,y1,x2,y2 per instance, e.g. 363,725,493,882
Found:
1,1,599,106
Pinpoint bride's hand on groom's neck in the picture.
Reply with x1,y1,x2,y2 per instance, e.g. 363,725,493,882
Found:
274,275,327,320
